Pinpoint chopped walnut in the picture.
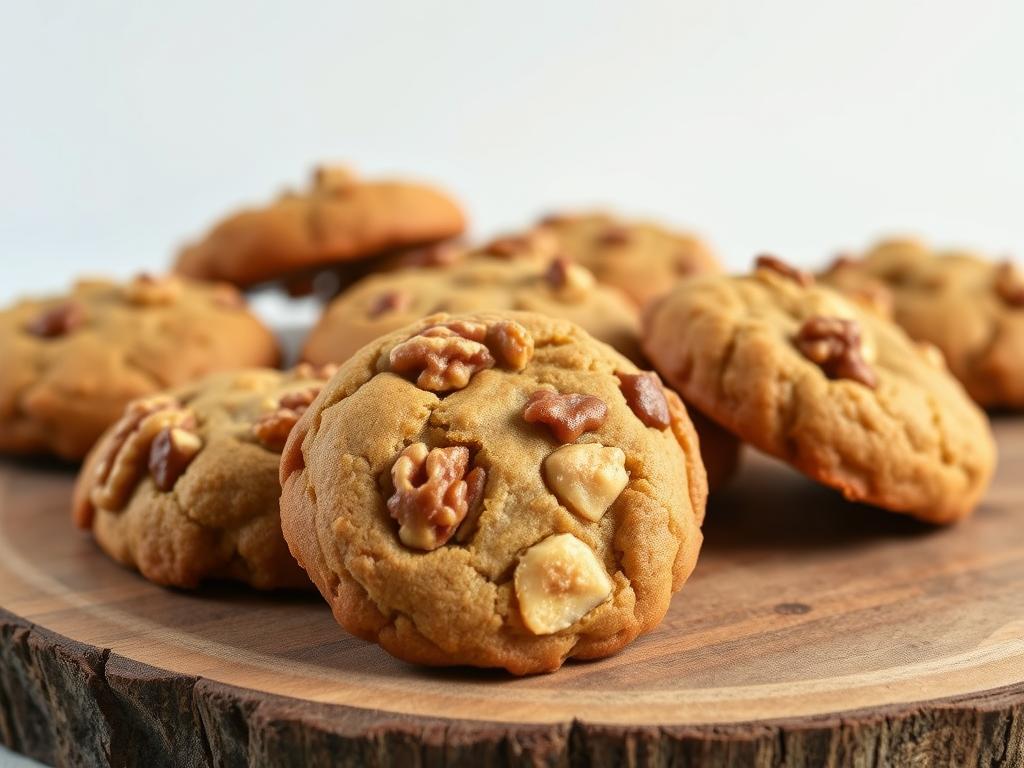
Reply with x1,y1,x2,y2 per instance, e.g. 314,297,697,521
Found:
616,371,671,429
148,427,203,491
795,316,878,388
543,443,629,522
754,254,814,287
386,443,485,550
487,319,534,371
252,384,324,451
90,397,199,510
595,226,633,247
392,241,465,269
25,302,85,338
523,390,608,443
369,289,412,318
545,257,595,297
389,325,495,392
453,464,488,544
514,533,613,635
123,274,182,305
995,261,1024,307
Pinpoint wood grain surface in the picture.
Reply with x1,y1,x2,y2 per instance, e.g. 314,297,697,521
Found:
1,420,1023,766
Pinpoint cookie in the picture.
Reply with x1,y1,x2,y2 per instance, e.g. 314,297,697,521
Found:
525,211,718,307
174,165,466,289
280,311,707,674
0,275,280,460
643,256,996,524
300,251,643,366
72,365,336,589
821,238,1024,408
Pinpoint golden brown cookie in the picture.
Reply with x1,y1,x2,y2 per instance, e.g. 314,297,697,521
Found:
301,252,643,366
643,257,996,524
280,311,707,674
0,275,280,460
527,211,718,307
174,165,466,289
72,365,336,589
821,238,1024,408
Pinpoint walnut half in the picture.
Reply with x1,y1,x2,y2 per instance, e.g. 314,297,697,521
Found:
795,316,878,388
386,443,486,551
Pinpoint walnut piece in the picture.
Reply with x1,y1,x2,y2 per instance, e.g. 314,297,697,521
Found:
795,316,878,388
369,289,412,318
386,443,485,550
545,257,595,298
123,274,182,305
616,371,671,429
514,533,613,635
543,444,629,522
252,384,325,451
523,390,608,443
755,254,814,286
90,397,200,510
291,362,339,381
25,302,85,338
482,230,558,261
389,319,534,392
148,427,203,491
995,261,1024,307
390,324,495,392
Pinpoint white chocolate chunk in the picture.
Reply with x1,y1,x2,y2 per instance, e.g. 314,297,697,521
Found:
515,533,613,635
543,444,628,522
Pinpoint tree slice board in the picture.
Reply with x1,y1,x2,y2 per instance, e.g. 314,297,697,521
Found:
1,421,1023,767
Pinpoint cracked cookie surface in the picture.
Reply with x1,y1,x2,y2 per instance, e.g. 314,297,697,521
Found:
821,238,1024,408
0,275,280,460
280,311,707,674
72,366,336,589
301,253,643,366
528,211,719,307
643,260,996,524
175,165,466,289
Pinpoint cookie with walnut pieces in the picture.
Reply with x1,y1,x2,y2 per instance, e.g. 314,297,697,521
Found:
72,365,337,589
279,311,707,674
643,255,996,524
174,164,466,290
300,251,643,366
820,238,1024,409
0,274,280,460
529,211,719,307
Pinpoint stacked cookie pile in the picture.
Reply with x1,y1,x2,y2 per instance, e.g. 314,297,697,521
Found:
0,164,1008,674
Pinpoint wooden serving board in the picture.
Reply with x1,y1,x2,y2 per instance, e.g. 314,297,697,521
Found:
1,422,1023,767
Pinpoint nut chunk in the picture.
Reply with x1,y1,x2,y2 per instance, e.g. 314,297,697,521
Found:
253,384,325,451
543,444,629,522
755,254,814,286
616,371,670,429
25,302,86,338
995,261,1024,307
486,319,534,371
387,443,486,550
390,325,495,392
515,533,613,635
795,316,878,388
88,396,199,513
523,390,608,443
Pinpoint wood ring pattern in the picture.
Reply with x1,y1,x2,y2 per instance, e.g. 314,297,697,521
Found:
2,421,1024,766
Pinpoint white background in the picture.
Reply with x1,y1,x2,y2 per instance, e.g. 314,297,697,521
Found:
1,0,1022,309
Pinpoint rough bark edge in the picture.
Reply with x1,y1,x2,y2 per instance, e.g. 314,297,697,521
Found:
1,608,1022,767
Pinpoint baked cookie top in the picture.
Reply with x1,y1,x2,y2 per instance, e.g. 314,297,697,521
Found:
72,365,335,589
525,211,718,307
0,274,280,460
821,238,1024,408
280,311,707,674
300,252,643,366
175,165,466,288
643,256,996,524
